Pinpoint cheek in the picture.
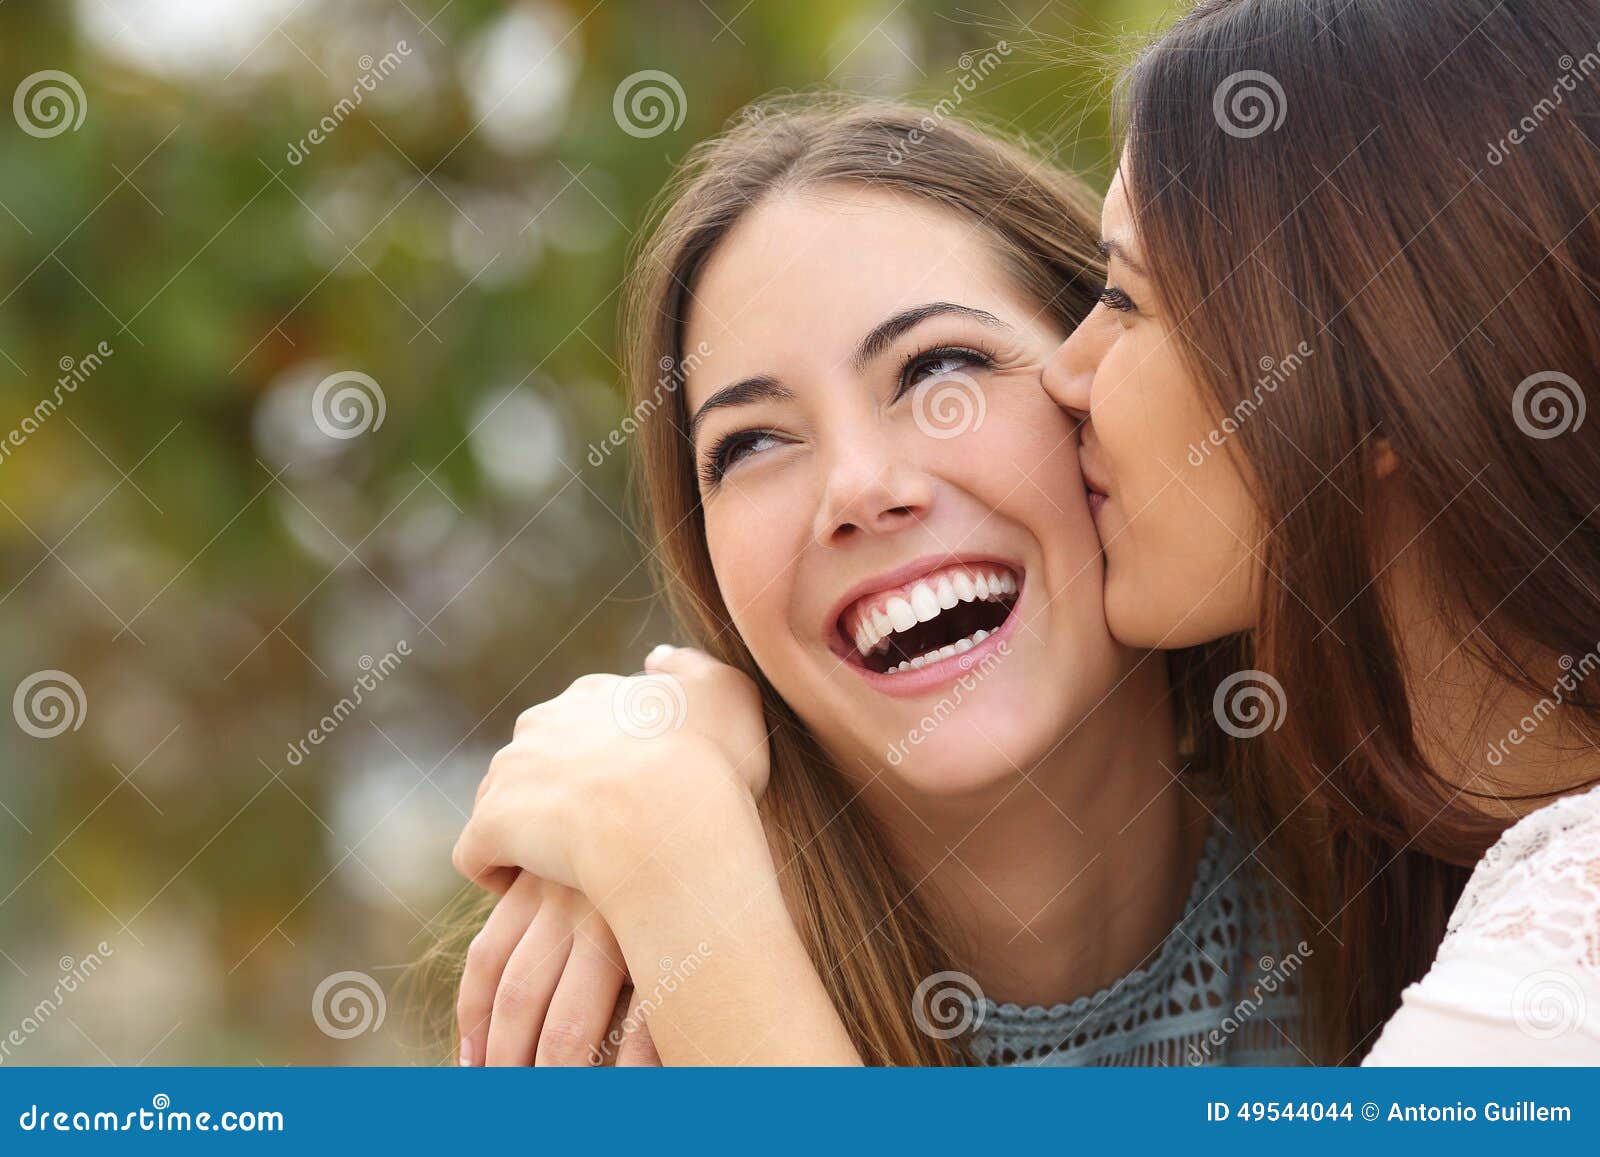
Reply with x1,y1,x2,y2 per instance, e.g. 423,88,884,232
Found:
1098,339,1212,490
703,488,806,656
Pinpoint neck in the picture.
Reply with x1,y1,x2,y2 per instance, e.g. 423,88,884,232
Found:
1401,608,1600,825
864,653,1207,1008
1386,522,1600,826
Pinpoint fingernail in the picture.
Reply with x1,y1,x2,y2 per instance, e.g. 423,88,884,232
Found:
646,643,676,663
459,1040,473,1067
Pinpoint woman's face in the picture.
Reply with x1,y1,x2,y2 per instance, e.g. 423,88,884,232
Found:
683,184,1135,797
1041,162,1261,648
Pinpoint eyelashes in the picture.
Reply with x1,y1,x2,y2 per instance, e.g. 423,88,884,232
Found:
1098,284,1137,314
697,343,999,488
699,428,780,487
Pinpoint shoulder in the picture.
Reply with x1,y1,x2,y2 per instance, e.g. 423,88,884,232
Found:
1440,780,1600,972
1362,784,1600,1064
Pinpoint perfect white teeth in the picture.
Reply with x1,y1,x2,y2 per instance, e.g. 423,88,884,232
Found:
885,626,996,673
849,568,1018,661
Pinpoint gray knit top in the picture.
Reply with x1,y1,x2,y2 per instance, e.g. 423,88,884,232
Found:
968,817,1308,1066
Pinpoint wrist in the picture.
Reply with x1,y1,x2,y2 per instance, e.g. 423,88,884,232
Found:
578,752,771,910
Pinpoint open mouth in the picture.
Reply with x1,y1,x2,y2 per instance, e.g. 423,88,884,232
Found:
837,563,1022,675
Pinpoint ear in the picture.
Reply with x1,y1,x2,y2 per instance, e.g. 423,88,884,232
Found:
1370,435,1402,480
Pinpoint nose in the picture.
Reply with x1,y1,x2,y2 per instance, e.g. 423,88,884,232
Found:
1041,310,1109,420
811,435,934,548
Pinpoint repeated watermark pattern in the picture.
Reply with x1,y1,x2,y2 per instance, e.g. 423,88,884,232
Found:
286,42,414,166
13,70,87,138
1486,41,1600,165
586,341,712,467
885,41,1011,164
283,642,411,767
1511,969,1589,1041
912,970,986,1040
1187,341,1314,465
0,340,113,469
1212,70,1286,139
311,370,387,440
13,670,87,739
612,70,686,138
1212,669,1287,739
0,943,115,1065
885,639,1011,766
586,943,711,1064
311,970,387,1040
911,369,986,439
1511,370,1586,440
1485,643,1598,767
1185,941,1312,1065
611,672,688,739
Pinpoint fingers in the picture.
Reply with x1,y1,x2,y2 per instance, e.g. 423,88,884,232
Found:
533,912,628,1067
456,872,542,1066
613,987,663,1067
483,902,575,1066
644,643,717,678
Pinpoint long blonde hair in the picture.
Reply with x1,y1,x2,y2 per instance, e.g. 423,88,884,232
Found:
419,94,1108,1064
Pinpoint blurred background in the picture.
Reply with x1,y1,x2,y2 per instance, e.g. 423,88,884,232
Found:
0,0,1163,1064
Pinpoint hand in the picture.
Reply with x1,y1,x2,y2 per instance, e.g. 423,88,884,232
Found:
456,871,659,1066
452,645,771,902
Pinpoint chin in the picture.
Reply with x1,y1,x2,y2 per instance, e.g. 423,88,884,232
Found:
872,710,1062,798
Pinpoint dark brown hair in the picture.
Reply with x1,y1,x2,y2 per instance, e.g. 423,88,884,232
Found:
1119,0,1600,1061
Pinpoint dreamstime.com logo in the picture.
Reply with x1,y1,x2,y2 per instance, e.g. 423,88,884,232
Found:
587,943,712,1064
1185,941,1313,1065
286,42,413,165
611,672,688,739
1512,370,1586,439
0,340,113,471
885,41,1011,164
586,341,713,467
912,370,986,439
13,70,87,138
1212,669,1287,739
1213,70,1287,139
13,670,87,739
885,639,1011,766
1512,969,1589,1041
912,970,986,1040
1486,643,1598,767
311,970,386,1039
0,942,114,1065
312,370,386,439
284,642,411,767
612,69,686,138
1187,341,1314,465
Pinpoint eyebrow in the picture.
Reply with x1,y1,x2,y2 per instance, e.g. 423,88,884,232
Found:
688,374,794,442
1098,238,1147,277
687,302,1008,442
850,301,1006,370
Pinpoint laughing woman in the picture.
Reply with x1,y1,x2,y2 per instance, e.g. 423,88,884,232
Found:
443,97,1302,1067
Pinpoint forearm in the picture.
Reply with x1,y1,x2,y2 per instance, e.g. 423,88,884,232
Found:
593,794,863,1066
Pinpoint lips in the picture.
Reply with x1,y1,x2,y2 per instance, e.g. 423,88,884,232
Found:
832,560,1022,676
1078,449,1111,516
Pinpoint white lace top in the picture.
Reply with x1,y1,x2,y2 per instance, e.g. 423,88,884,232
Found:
1364,781,1600,1064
